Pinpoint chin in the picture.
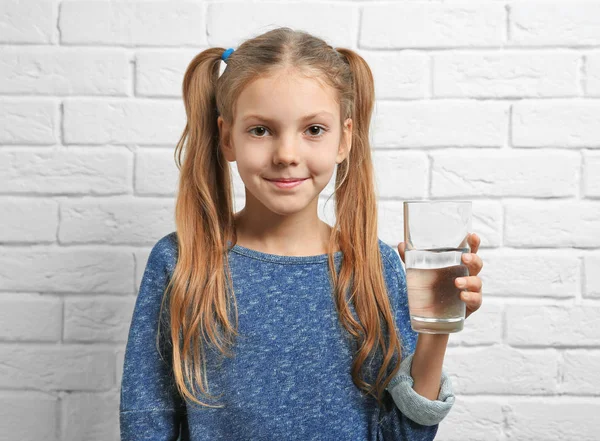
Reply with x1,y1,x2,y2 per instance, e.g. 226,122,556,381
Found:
262,197,313,215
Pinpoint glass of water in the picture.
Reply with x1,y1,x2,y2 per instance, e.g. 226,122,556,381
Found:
403,200,472,334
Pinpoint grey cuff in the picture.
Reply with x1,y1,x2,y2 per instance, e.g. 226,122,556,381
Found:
386,352,455,426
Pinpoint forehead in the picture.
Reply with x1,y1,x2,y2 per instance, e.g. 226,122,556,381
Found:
235,71,339,121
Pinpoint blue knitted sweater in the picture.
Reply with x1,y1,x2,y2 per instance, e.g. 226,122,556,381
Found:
120,232,455,441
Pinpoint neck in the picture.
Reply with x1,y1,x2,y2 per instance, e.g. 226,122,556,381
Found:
233,209,335,256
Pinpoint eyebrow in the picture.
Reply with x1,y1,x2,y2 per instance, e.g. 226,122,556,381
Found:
242,111,334,123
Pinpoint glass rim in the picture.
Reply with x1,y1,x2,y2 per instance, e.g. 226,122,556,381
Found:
403,200,472,205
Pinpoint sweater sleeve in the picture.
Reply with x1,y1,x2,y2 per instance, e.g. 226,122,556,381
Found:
377,243,455,438
119,234,186,441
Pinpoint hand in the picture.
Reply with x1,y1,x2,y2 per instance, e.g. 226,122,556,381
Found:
398,232,484,320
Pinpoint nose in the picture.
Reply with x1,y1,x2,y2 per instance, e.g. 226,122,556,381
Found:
272,134,300,166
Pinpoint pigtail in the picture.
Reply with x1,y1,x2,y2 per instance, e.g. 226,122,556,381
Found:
330,48,405,406
160,47,240,408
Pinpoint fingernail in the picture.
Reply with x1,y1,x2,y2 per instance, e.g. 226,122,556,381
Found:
462,292,470,301
463,254,472,263
456,278,466,288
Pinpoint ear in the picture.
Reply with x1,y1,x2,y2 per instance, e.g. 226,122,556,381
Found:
217,116,236,162
336,118,352,164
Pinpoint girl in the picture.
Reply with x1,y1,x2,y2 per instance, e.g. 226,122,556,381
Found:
119,27,484,441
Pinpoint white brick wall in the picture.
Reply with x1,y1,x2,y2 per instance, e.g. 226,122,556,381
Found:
1,1,598,440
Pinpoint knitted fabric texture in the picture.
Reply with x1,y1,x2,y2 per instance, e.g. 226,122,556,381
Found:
119,232,455,440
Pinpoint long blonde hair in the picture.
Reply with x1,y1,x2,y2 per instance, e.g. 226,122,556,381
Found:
159,27,406,410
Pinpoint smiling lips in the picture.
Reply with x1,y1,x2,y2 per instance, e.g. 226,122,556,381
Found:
265,177,307,189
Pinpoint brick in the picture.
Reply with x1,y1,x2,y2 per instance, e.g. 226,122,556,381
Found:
0,198,57,242
361,3,504,48
63,99,185,145
0,392,58,441
512,100,600,147
135,148,179,195
435,399,503,441
447,302,502,347
477,249,579,298
64,296,136,343
507,305,600,347
0,148,131,195
208,2,355,48
584,255,600,298
0,47,129,95
0,247,133,293
373,151,428,199
445,346,558,394
433,51,579,98
583,150,600,197
60,197,175,244
0,294,62,342
136,49,200,97
0,345,114,391
63,391,120,441
470,200,503,248
511,2,600,46
372,101,507,148
358,50,428,99
505,200,600,248
60,1,206,46
505,400,600,440
561,350,600,395
431,149,578,197
588,51,600,96
0,100,56,144
0,0,55,43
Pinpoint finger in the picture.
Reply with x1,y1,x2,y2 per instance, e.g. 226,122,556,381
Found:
455,276,482,293
462,253,483,276
468,233,481,254
460,290,482,313
398,242,406,263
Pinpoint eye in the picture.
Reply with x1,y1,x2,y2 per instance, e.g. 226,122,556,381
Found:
306,125,327,138
249,126,270,137
247,125,328,138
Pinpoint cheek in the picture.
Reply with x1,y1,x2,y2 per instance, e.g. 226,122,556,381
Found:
308,161,334,177
235,148,266,172
307,147,338,174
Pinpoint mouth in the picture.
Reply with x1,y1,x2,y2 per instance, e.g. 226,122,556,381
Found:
264,178,308,182
264,178,307,189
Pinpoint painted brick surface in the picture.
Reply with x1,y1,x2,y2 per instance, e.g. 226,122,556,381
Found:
1,1,597,439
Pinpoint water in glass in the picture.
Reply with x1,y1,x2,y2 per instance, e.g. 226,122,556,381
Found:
405,247,469,334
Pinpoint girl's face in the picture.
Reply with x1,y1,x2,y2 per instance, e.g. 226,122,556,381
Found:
218,70,352,218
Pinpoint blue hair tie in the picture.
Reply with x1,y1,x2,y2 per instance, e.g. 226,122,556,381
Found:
222,48,234,64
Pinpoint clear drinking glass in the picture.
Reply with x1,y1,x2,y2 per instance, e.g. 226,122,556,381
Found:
403,201,472,334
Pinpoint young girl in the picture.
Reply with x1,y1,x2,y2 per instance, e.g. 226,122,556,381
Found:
119,27,484,441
